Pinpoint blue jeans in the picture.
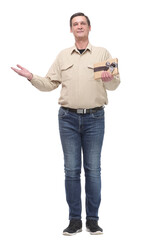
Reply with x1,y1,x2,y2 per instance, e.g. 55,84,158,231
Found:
58,107,105,220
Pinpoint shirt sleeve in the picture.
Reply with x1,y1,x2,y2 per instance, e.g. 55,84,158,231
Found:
30,56,61,92
102,50,121,91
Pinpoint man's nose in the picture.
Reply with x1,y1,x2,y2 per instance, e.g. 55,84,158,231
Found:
78,24,82,28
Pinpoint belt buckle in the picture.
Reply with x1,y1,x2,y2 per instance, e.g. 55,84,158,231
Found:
77,109,87,114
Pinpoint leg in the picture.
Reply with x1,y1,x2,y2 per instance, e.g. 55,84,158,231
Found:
82,109,105,220
58,107,82,220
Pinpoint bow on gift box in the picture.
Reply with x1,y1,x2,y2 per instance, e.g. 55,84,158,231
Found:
94,58,119,80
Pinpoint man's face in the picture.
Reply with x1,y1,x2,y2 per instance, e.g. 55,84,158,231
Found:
70,16,91,40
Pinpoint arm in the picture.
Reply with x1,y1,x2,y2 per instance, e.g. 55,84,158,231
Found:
11,57,61,92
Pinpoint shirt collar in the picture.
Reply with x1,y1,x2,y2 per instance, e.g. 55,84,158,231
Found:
70,42,92,54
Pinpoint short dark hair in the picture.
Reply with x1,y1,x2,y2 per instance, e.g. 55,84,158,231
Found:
70,12,91,27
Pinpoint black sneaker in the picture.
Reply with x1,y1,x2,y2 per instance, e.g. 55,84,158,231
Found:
63,219,82,236
86,219,103,235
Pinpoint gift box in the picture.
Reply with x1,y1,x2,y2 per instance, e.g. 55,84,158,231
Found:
94,58,118,80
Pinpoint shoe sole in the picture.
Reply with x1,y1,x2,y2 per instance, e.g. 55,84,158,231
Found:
63,228,82,236
86,228,103,235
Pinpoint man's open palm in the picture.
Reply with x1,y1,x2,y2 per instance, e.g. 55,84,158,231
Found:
11,64,33,80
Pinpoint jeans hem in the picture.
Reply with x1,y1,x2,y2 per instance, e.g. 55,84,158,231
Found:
69,217,82,220
86,217,99,221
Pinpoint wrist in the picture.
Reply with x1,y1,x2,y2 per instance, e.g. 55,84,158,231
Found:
27,73,33,81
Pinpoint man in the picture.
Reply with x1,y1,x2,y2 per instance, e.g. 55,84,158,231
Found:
11,12,120,236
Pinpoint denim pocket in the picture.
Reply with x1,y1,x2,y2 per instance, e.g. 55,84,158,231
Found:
91,109,104,119
58,107,68,119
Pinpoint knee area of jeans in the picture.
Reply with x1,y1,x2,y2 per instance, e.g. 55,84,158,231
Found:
65,169,81,178
84,168,101,178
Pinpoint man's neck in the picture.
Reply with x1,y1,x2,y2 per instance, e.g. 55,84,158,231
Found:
75,39,89,50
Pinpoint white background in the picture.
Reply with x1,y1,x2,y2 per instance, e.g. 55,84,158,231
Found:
0,0,160,239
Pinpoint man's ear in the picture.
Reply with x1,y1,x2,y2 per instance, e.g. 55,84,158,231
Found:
70,27,73,33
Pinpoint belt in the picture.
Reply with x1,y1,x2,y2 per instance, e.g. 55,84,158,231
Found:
62,106,104,114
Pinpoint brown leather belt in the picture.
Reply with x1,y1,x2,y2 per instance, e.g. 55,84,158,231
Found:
62,106,104,114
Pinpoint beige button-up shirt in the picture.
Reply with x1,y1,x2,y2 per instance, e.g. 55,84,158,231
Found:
30,43,120,109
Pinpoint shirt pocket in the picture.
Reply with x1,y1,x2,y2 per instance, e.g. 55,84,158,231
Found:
61,63,74,81
87,64,95,81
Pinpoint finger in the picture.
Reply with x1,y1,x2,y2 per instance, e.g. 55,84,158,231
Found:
102,71,108,79
17,64,24,70
105,71,111,77
11,67,18,72
11,67,22,75
106,72,113,79
104,71,109,79
102,71,108,81
104,71,108,77
101,71,105,79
